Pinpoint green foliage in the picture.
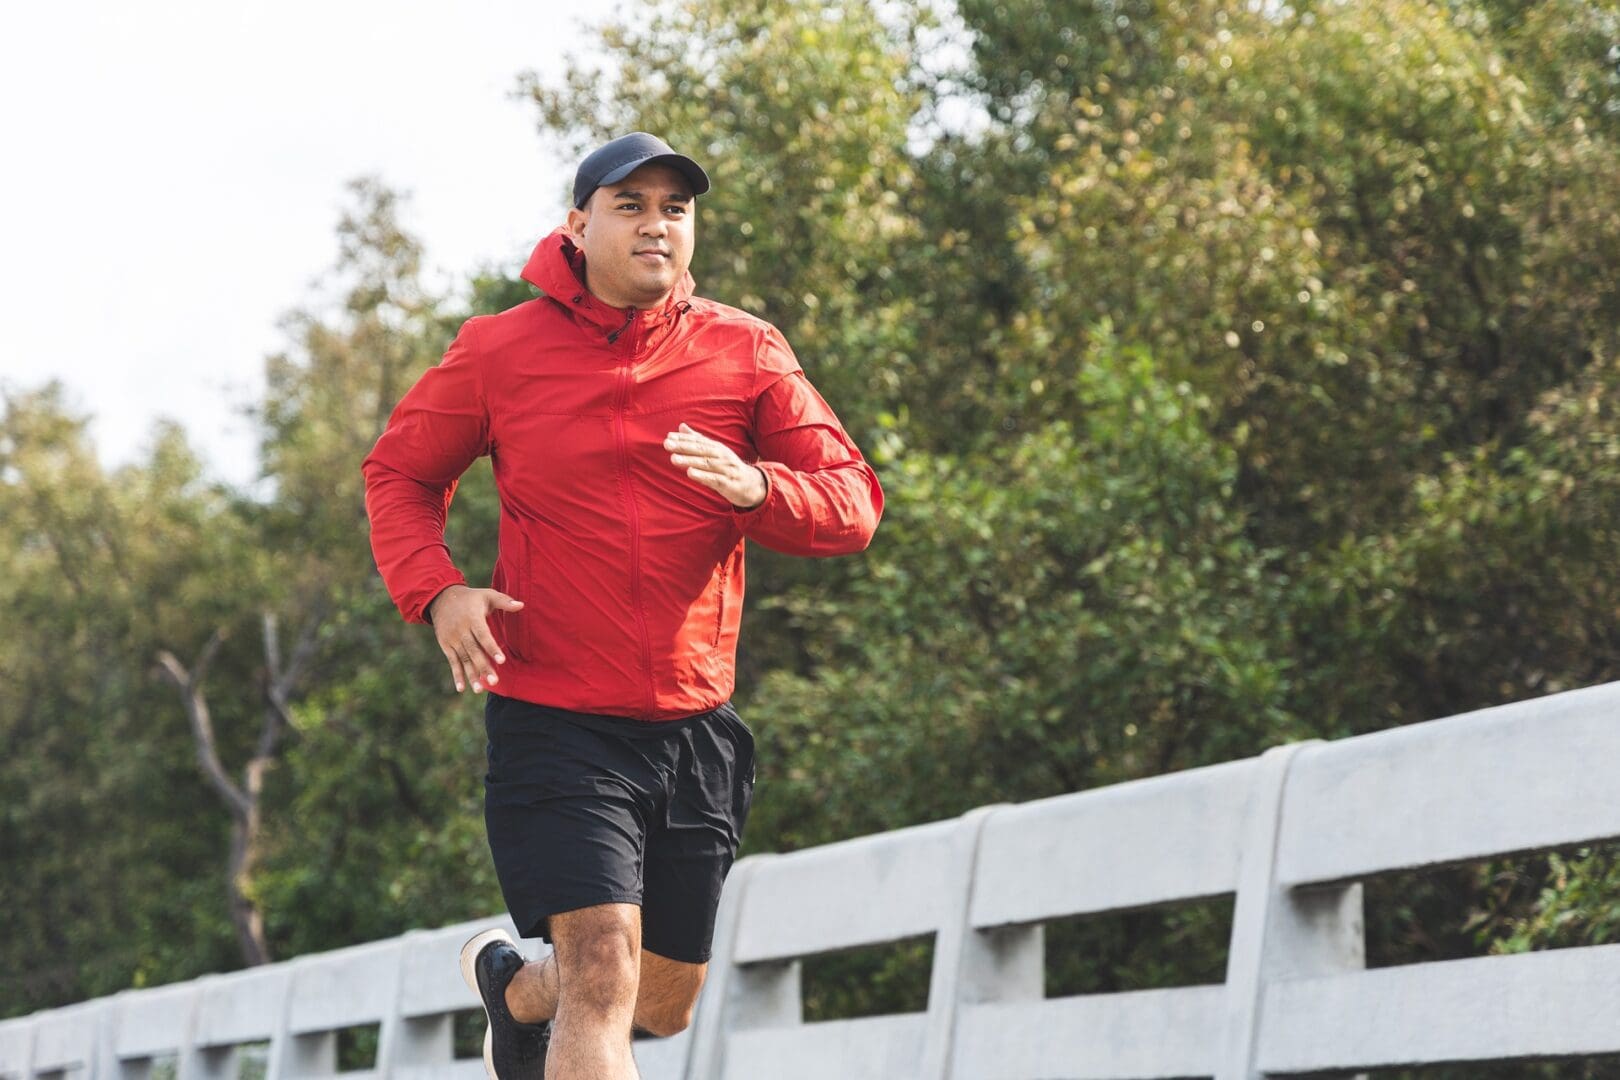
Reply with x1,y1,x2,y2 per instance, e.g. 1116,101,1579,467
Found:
527,0,1620,1011
801,937,934,1022
245,180,508,956
0,387,256,1010
1044,896,1233,997
1500,846,1620,952
744,329,1293,852
0,180,506,1014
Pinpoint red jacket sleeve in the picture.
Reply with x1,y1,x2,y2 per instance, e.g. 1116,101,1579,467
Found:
730,327,884,555
361,320,491,624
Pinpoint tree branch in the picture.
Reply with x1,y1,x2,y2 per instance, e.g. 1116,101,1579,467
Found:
259,603,324,759
156,629,250,819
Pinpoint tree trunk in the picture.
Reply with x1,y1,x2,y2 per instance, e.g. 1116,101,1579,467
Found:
156,607,321,968
227,816,270,966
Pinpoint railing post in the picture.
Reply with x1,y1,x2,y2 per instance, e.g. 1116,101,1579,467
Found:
1218,739,1365,1080
921,804,1035,1080
683,855,774,1080
175,976,231,1080
374,932,453,1076
18,1015,37,1080
264,958,311,1080
91,996,120,1080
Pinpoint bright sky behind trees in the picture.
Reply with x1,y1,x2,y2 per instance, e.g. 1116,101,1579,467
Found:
0,0,594,490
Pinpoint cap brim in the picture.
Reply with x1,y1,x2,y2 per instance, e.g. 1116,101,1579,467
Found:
597,153,711,198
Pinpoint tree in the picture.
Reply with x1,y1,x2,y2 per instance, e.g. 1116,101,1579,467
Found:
245,177,509,956
154,612,319,966
0,387,253,1009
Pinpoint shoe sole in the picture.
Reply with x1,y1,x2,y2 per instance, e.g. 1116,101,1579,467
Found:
460,927,517,1080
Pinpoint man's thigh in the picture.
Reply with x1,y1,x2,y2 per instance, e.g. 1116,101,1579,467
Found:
641,703,755,964
483,695,660,941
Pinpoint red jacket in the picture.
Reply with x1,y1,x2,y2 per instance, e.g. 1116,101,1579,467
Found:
361,228,884,720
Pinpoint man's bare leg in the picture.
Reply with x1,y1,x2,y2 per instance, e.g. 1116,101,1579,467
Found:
506,927,707,1038
545,903,641,1080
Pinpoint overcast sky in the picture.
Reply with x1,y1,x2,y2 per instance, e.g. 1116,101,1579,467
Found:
0,0,600,491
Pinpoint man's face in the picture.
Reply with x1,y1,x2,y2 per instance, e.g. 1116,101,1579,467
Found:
566,161,696,310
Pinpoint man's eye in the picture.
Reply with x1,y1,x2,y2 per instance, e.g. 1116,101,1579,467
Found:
617,203,639,211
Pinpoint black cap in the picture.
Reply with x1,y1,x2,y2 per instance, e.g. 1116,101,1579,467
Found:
573,132,711,210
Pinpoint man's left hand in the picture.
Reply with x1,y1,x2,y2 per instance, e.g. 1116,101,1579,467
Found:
665,423,767,509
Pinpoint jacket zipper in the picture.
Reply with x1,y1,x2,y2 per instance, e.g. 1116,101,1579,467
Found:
610,308,657,718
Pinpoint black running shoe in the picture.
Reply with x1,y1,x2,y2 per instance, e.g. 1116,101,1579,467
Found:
459,928,550,1079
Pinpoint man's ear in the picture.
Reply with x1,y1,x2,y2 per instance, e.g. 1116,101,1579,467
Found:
566,204,589,241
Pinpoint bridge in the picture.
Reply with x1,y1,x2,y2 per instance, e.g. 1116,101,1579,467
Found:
4,681,1618,1079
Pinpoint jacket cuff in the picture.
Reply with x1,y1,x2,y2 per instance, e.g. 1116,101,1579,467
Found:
731,463,775,523
411,575,469,625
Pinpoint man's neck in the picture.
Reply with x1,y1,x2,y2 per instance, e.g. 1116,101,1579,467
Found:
581,273,669,313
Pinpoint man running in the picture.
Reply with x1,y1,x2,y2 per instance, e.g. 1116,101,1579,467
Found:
361,131,884,1079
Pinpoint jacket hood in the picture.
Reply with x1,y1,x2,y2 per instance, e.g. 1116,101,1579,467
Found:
521,226,696,332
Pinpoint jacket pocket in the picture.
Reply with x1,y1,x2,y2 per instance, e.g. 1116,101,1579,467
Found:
499,534,531,661
712,562,729,647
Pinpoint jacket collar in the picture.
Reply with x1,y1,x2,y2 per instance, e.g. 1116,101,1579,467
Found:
521,226,696,334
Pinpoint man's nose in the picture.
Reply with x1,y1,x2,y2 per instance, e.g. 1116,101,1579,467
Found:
639,215,668,235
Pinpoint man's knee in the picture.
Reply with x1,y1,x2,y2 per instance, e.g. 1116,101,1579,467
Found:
550,904,640,1012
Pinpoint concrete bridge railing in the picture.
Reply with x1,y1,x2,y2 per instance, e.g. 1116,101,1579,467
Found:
4,680,1618,1079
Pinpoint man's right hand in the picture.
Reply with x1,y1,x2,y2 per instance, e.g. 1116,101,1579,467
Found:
428,585,525,693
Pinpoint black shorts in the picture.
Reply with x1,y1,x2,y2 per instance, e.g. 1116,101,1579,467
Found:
482,692,756,965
